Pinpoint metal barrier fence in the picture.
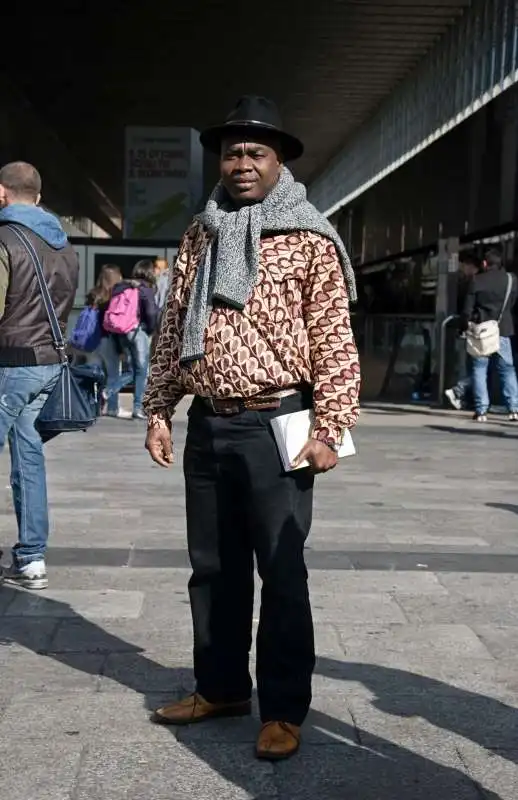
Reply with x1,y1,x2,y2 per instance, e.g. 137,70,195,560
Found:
438,315,461,401
352,313,437,401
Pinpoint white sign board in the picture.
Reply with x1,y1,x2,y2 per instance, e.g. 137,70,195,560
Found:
124,126,203,240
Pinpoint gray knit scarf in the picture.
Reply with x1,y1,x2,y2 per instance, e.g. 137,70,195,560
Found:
180,166,356,363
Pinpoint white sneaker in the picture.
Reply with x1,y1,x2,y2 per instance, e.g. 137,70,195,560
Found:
445,389,462,410
4,560,48,590
105,409,132,420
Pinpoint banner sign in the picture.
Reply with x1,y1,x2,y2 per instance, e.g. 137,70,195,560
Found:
124,126,203,239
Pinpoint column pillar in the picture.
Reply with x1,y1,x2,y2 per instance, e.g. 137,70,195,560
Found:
498,92,518,259
467,109,487,231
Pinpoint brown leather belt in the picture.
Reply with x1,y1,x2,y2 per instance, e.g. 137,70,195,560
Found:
201,388,299,416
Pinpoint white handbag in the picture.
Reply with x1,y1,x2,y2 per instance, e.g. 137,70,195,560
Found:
466,274,513,358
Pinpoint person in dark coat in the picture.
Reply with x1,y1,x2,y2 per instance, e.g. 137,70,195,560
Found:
444,250,481,410
462,247,518,422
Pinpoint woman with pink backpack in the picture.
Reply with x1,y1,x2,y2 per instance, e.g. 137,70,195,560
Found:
102,260,159,419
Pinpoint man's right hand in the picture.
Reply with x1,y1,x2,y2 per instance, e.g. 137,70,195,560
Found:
145,417,173,468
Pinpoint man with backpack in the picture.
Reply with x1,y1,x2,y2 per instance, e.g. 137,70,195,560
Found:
70,264,123,415
103,260,158,419
0,161,79,589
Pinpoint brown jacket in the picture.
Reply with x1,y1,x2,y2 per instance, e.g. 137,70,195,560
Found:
0,224,79,366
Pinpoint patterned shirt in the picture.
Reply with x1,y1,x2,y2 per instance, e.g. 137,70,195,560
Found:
143,221,360,445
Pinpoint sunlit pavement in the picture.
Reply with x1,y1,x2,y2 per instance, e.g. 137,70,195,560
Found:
1,399,517,799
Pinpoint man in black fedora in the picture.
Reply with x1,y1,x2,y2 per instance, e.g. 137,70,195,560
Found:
143,96,360,760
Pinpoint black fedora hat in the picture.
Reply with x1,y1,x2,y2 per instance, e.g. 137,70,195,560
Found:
200,95,304,162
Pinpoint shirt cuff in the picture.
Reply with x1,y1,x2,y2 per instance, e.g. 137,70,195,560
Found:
143,407,172,426
143,391,184,419
311,420,345,448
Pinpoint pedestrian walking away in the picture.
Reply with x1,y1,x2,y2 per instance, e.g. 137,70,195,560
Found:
0,161,79,590
72,264,126,417
144,96,361,761
104,259,159,419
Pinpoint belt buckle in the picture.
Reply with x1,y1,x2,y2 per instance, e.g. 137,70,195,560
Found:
224,401,241,415
210,398,240,416
247,396,281,412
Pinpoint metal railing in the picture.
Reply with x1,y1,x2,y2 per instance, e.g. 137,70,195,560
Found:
352,313,437,400
438,314,460,402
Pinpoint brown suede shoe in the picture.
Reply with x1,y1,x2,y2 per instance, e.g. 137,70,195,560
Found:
256,721,301,760
152,692,252,726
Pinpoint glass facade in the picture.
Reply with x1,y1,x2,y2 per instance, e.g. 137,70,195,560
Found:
309,0,518,216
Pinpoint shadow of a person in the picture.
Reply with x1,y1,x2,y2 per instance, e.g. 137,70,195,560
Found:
486,502,518,517
426,424,518,440
316,656,518,764
0,584,504,799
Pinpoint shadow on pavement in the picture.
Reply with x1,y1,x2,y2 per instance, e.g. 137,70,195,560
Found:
362,404,439,416
487,502,518,517
318,656,517,759
426,424,518,439
0,585,509,798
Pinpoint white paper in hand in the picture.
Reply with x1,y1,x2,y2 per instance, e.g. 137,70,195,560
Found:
270,409,356,472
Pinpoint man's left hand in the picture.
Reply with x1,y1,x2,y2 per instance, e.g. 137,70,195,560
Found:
291,439,338,473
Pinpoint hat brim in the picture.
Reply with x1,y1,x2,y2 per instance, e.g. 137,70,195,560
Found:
200,122,304,162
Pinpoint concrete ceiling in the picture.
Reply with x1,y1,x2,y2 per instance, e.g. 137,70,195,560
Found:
4,0,471,218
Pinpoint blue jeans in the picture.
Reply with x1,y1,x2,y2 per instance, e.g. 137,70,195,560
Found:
453,374,472,399
93,336,121,415
105,328,150,413
472,336,518,414
0,364,61,566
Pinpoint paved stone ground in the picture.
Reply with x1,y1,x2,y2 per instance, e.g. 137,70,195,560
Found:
1,399,518,799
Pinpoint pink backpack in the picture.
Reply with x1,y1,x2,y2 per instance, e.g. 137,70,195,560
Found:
103,286,140,334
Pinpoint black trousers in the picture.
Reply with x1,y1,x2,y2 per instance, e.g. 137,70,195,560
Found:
183,393,315,725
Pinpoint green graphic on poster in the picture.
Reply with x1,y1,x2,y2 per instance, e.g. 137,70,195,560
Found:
131,193,187,238
124,126,203,240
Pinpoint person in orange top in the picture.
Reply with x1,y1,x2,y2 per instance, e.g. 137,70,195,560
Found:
143,96,360,761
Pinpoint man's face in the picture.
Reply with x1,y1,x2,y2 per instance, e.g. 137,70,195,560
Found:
154,258,167,275
220,136,282,204
0,185,8,208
